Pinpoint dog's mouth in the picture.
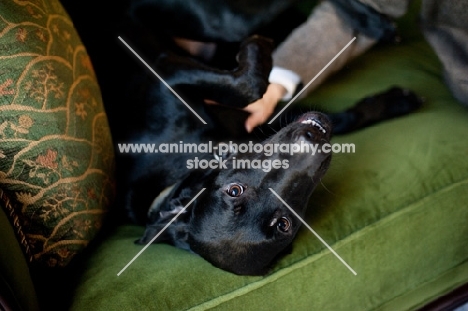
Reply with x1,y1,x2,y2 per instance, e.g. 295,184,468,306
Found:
300,117,326,133
295,112,332,143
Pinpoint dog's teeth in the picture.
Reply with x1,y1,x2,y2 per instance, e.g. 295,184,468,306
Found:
301,119,326,133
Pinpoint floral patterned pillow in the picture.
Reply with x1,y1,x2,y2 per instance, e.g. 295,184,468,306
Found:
0,0,115,267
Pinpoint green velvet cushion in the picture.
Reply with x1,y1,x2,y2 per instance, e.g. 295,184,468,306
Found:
0,0,115,267
68,2,468,310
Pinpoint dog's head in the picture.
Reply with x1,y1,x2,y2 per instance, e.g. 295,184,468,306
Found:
138,112,332,275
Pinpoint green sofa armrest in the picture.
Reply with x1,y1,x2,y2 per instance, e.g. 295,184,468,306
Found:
0,197,39,311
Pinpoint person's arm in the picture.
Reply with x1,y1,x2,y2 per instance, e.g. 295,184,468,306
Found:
244,0,410,132
273,0,410,91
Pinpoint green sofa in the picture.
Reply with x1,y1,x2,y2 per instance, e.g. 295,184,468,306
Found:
1,0,467,310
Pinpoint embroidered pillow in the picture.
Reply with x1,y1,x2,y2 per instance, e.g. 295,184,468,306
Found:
0,0,115,267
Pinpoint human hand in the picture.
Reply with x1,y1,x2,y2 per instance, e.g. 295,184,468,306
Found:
244,83,287,133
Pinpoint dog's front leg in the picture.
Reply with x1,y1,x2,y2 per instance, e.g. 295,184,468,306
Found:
156,36,274,109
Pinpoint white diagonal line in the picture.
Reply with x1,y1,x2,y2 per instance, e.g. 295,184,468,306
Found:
269,188,357,275
118,36,208,125
268,37,357,124
117,188,206,276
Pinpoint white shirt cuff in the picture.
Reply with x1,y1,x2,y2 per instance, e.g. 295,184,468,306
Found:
268,67,302,100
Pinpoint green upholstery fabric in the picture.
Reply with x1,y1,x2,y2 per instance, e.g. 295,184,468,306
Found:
0,0,115,268
67,2,468,310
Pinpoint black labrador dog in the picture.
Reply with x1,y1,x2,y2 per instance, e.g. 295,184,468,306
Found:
62,0,422,275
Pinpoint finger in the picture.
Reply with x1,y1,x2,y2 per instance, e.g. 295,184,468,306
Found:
244,99,263,114
245,110,268,133
245,115,257,133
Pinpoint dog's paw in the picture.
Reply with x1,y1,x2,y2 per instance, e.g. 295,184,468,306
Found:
233,36,274,102
378,86,424,117
352,86,424,118
332,86,424,134
237,35,274,61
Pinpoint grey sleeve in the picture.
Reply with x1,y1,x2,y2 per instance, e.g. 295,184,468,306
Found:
272,0,410,96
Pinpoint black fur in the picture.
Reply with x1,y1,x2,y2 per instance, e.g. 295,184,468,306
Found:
61,0,423,275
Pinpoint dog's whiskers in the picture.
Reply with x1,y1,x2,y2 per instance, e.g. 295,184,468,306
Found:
267,125,278,134
319,179,336,196
253,127,265,140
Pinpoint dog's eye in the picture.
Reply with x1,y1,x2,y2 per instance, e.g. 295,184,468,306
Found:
226,184,244,197
276,217,291,233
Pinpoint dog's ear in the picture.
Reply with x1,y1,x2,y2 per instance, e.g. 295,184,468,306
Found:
136,169,214,249
136,187,190,247
136,203,191,250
